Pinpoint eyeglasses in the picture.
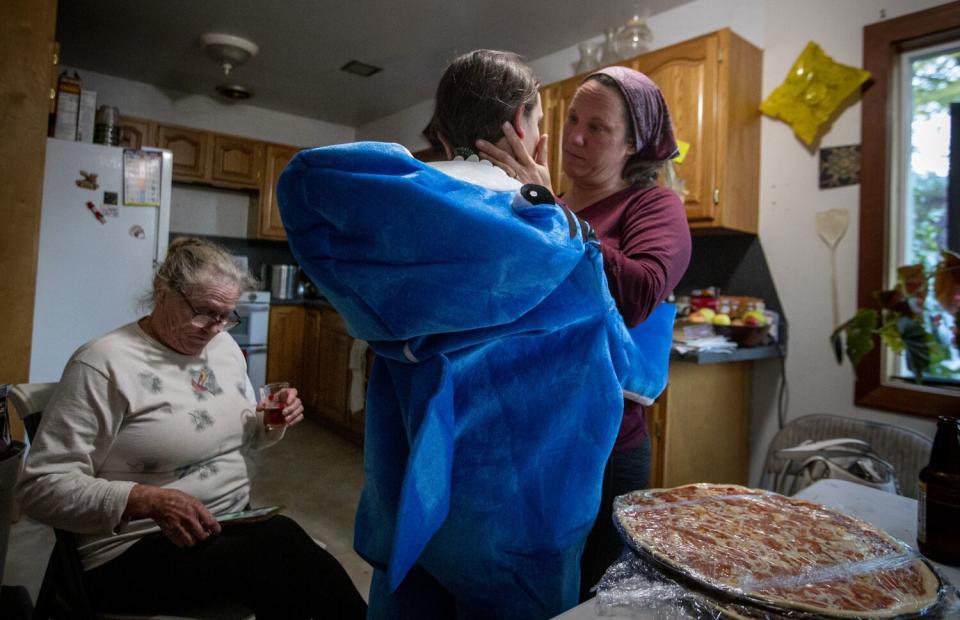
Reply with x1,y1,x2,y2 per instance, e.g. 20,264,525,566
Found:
177,288,242,330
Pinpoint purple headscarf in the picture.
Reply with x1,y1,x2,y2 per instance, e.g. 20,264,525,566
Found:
587,66,679,161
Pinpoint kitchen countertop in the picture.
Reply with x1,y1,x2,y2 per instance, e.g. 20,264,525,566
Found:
271,299,782,364
671,342,783,364
269,298,332,309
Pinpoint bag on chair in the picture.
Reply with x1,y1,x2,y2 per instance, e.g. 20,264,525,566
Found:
772,438,899,496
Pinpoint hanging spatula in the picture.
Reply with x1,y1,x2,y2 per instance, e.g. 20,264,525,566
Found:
815,208,850,328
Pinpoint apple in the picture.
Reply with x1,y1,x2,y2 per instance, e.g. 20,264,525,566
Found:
699,308,716,321
742,310,766,326
688,311,708,324
712,313,731,326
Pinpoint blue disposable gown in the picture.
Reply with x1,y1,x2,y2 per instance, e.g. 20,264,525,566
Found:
277,142,673,618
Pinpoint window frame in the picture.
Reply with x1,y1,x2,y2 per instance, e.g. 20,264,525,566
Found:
858,2,960,418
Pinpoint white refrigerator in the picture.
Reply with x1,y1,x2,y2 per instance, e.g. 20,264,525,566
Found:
30,138,172,382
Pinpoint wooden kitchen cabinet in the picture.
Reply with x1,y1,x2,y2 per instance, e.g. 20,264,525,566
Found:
266,305,305,389
119,116,154,149
300,308,323,413
212,134,262,187
539,78,579,197
301,308,364,443
258,144,299,240
646,361,752,488
314,308,352,425
632,29,761,233
539,28,761,234
155,123,264,189
156,124,210,182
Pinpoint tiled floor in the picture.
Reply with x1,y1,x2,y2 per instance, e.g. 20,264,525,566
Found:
3,418,371,605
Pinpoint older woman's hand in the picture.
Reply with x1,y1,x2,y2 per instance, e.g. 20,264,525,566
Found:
278,386,304,427
125,484,221,548
476,122,552,188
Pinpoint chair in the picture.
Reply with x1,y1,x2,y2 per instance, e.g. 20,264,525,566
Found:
9,383,253,620
759,414,933,499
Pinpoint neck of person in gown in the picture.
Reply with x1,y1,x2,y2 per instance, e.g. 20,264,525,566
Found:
437,93,544,163
561,78,638,213
140,276,241,356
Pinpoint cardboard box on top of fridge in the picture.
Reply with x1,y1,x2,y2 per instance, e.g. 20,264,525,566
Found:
53,71,82,141
77,90,97,143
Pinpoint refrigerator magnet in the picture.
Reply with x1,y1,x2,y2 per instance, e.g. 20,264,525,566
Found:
129,225,145,240
75,170,99,190
86,201,107,224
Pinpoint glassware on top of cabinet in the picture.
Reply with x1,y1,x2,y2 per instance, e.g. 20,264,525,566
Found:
601,27,620,65
576,41,601,75
918,416,960,566
613,5,653,61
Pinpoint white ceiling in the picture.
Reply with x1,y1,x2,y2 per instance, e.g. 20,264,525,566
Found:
56,0,694,127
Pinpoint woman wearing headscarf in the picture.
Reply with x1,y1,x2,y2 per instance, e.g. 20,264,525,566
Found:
478,66,692,599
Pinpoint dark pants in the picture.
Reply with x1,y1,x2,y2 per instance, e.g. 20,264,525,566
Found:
84,515,366,620
578,437,651,601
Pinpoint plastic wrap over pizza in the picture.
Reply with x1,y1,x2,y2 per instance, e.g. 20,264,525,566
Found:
613,484,943,618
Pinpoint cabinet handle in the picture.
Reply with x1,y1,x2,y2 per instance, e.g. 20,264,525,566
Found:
713,188,721,204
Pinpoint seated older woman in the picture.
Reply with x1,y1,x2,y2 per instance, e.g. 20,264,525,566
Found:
17,237,366,619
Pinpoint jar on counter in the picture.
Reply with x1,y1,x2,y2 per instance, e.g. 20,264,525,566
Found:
689,287,720,312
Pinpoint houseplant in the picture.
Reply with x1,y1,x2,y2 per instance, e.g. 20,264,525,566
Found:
831,249,960,383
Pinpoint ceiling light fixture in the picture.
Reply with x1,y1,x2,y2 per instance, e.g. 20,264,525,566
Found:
201,33,259,76
215,84,254,100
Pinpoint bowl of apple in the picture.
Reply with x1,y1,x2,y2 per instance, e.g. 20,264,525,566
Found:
711,310,771,347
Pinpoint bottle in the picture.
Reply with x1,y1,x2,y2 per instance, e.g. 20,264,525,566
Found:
917,416,960,565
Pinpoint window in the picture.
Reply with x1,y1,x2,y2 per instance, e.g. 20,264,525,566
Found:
890,42,960,384
858,3,960,417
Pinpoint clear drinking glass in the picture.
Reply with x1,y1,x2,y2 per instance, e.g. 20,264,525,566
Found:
259,382,289,430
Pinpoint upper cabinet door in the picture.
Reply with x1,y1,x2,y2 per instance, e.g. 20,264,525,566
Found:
634,29,761,233
632,34,719,224
156,125,210,182
118,116,154,149
539,29,761,234
258,144,300,240
212,135,263,188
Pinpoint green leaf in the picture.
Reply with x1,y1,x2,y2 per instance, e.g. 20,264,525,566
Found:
897,316,931,381
845,309,878,366
878,318,905,353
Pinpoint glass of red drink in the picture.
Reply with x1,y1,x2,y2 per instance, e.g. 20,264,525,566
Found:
259,382,289,430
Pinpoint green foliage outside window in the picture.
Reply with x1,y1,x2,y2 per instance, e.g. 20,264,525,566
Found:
831,50,960,384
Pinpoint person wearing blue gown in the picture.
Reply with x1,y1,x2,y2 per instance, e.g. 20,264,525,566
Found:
277,50,675,619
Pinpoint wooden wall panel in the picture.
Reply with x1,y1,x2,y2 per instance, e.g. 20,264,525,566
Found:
0,0,58,441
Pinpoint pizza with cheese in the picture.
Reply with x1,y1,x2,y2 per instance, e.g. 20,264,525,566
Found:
614,484,941,618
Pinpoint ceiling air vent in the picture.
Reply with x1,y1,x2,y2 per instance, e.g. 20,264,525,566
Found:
340,60,382,77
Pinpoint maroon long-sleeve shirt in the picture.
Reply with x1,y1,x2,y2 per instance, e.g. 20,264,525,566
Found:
575,185,691,451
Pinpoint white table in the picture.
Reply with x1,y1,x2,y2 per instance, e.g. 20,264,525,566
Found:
554,479,959,619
